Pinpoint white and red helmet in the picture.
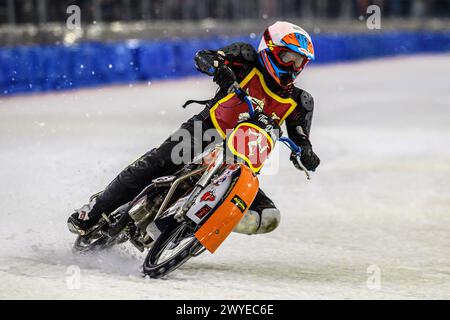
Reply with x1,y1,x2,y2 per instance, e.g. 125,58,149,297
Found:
258,21,315,87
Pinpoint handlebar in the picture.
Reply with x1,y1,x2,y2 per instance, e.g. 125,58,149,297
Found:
229,82,311,180
278,137,311,180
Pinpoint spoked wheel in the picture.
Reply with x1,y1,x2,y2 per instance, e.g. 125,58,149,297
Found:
143,220,204,278
72,222,121,254
72,232,110,254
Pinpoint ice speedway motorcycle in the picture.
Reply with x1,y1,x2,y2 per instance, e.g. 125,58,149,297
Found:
71,83,310,278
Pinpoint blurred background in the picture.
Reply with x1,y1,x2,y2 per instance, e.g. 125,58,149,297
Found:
0,0,449,94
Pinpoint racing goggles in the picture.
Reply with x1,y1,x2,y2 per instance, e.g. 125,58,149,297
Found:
274,48,309,72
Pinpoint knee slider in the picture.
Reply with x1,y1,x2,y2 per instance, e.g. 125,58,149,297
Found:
257,208,280,234
233,208,280,235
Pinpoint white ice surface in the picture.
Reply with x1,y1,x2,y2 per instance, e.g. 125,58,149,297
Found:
0,55,449,299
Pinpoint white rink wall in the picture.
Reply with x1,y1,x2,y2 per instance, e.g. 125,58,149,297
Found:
0,54,449,299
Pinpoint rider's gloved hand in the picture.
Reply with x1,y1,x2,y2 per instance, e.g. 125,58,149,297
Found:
213,65,236,91
290,146,320,172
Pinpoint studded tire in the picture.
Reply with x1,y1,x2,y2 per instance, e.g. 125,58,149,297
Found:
142,221,203,279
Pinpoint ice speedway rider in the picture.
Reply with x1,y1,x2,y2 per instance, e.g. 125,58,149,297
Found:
68,21,320,237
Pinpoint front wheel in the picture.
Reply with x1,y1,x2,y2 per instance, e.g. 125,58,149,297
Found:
142,220,204,278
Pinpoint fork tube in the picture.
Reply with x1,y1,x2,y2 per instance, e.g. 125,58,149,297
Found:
154,167,206,220
196,151,224,188
178,152,225,218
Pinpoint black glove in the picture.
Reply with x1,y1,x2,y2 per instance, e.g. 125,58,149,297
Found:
194,50,224,76
290,146,320,172
213,65,236,91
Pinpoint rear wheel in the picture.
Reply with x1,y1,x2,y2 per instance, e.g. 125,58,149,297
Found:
72,220,126,254
72,231,109,254
142,220,204,278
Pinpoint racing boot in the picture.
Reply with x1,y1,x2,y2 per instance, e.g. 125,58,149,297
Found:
67,198,103,236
